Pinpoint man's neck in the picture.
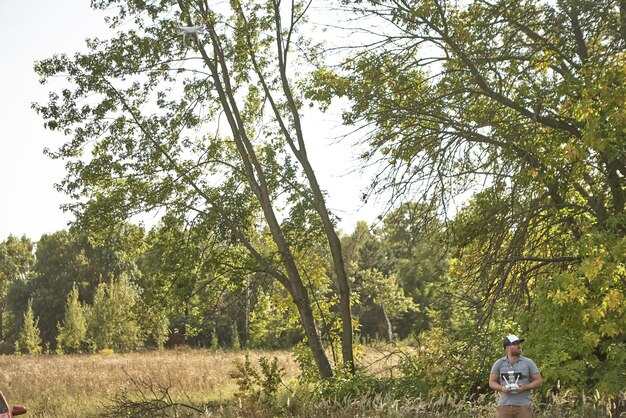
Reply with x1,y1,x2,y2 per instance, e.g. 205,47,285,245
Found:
507,354,520,364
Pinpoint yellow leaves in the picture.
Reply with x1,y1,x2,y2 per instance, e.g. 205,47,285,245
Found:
575,57,626,154
528,167,540,178
582,331,600,347
448,258,463,279
563,143,585,162
561,284,588,305
550,275,588,306
582,307,604,324
581,256,605,281
599,322,621,338
533,58,552,74
578,105,597,121
613,263,626,283
602,289,623,312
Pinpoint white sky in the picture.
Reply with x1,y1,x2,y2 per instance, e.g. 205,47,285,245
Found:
0,0,378,241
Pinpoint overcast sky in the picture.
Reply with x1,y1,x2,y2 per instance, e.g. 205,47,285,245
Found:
0,0,378,241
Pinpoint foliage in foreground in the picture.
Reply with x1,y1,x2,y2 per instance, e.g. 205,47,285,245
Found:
106,378,625,418
1,348,624,417
330,0,626,398
103,353,626,418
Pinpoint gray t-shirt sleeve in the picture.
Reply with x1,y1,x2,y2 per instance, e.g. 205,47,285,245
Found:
490,359,501,375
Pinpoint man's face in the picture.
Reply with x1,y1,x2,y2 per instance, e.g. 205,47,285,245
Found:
507,342,522,356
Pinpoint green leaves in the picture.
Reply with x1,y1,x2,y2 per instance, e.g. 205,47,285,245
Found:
87,274,143,352
56,284,88,354
34,0,359,378
331,0,626,396
15,299,42,355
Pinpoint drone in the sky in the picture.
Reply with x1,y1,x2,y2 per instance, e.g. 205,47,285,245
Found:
178,25,205,42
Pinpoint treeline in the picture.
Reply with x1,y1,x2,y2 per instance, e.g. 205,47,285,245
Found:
0,202,446,355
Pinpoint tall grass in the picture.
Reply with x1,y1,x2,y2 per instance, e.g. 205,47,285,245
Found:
0,349,298,417
0,348,622,417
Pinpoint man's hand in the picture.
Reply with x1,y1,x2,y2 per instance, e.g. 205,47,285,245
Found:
522,373,543,392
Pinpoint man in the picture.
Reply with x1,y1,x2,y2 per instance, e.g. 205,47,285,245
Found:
489,334,542,418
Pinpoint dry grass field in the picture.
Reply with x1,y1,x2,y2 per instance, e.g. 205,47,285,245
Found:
0,347,621,417
0,348,300,417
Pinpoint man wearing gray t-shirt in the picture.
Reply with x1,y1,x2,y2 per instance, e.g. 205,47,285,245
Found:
489,334,542,418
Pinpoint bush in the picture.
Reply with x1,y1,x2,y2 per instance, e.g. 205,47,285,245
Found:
229,354,285,415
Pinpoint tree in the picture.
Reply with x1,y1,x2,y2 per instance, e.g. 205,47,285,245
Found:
0,235,35,340
34,0,355,377
56,284,88,354
341,221,399,341
340,221,375,277
354,268,416,341
25,231,91,346
15,227,144,348
135,299,170,349
330,0,626,394
15,299,42,355
342,208,445,341
87,275,142,352
379,202,449,337
248,289,301,349
138,216,253,348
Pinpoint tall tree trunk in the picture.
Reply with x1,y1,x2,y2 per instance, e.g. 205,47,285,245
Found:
187,9,334,379
301,163,355,373
381,304,393,342
265,1,356,374
177,0,344,379
288,273,334,379
244,276,251,348
227,0,356,374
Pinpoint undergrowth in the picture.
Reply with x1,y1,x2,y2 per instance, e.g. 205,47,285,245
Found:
105,355,626,417
2,349,624,417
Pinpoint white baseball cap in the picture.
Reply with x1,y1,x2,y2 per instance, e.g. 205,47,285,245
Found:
503,334,525,348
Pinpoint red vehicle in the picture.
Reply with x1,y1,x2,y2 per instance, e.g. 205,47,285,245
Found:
0,391,26,418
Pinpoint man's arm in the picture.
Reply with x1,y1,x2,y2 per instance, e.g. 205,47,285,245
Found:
489,373,509,393
519,372,542,392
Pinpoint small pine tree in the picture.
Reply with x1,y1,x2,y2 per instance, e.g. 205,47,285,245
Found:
16,299,42,355
87,284,111,351
57,284,87,354
108,275,141,352
87,275,142,352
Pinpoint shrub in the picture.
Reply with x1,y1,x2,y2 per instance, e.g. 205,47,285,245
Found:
229,354,285,415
